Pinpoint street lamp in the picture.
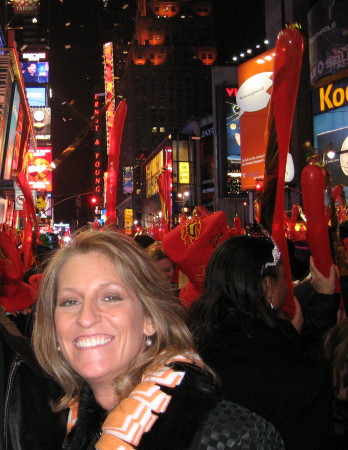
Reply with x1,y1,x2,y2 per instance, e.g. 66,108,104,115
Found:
174,191,191,224
322,142,348,176
243,201,248,226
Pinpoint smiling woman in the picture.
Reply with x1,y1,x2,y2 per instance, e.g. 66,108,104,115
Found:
32,229,284,449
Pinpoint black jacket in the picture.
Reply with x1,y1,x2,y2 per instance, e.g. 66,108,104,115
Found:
0,325,67,450
64,362,284,449
197,317,334,450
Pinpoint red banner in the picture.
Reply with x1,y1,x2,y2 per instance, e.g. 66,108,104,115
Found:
17,172,38,271
157,167,172,231
104,99,127,226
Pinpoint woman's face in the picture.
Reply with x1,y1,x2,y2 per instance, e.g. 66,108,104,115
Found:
156,257,174,283
54,251,155,391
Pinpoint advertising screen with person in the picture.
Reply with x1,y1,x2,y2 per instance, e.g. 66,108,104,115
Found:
21,61,49,83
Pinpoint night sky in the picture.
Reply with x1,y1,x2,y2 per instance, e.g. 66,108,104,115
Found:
42,0,265,225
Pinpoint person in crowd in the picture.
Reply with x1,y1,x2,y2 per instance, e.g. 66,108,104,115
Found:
32,230,284,449
324,319,348,449
0,323,67,449
187,235,334,450
0,305,22,336
133,233,155,249
146,240,176,286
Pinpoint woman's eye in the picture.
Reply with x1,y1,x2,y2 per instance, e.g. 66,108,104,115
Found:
58,299,79,307
104,294,122,303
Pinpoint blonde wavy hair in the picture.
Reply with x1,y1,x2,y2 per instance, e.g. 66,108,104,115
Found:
32,229,194,411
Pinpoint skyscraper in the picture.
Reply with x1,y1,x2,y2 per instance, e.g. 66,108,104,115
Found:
117,0,217,210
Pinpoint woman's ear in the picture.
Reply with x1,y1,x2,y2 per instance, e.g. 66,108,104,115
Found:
262,276,274,306
143,316,156,337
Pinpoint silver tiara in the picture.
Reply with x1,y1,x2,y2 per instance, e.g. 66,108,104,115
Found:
259,227,281,270
264,242,281,269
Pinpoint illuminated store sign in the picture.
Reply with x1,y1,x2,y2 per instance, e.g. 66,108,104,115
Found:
313,78,348,187
317,81,348,113
179,162,190,183
14,0,40,15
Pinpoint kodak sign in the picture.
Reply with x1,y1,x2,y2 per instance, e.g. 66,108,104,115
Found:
313,79,348,114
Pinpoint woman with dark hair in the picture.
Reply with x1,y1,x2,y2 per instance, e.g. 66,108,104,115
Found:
188,235,334,450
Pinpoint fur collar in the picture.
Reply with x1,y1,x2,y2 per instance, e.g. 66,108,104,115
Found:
63,383,106,450
64,361,219,450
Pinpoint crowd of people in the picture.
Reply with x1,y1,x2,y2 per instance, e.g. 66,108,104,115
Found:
0,215,347,449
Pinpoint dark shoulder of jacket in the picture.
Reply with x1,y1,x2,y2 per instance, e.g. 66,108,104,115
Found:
139,362,221,450
0,323,41,376
0,324,68,450
190,398,285,449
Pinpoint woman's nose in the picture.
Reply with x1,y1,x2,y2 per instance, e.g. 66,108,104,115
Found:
76,300,101,327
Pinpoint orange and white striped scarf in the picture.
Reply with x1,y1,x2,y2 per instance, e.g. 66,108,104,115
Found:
67,351,204,449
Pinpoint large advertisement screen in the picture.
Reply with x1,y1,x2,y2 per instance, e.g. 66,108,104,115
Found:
3,84,21,179
31,107,51,140
307,0,348,86
27,146,53,191
237,49,275,190
313,78,348,187
21,61,49,84
26,87,46,107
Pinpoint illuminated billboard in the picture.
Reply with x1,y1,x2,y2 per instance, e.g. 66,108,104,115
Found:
313,78,348,187
31,107,51,140
13,0,40,15
123,166,133,194
308,0,348,86
237,49,275,190
146,150,164,198
26,87,46,107
21,61,49,83
27,146,53,191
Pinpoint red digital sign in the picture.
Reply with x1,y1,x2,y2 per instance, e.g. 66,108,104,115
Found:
27,146,52,191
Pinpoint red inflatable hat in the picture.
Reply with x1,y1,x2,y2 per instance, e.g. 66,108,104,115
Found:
0,231,23,283
28,273,44,299
0,281,34,312
163,211,229,304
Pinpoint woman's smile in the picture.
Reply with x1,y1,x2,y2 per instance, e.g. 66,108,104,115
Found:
74,334,114,349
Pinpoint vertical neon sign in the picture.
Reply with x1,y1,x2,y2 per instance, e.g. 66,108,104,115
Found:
103,42,115,154
93,94,103,206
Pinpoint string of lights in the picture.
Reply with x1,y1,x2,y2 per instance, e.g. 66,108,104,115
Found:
230,39,270,65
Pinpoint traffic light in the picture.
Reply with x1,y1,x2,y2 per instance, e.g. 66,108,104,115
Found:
255,182,263,192
90,195,98,205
